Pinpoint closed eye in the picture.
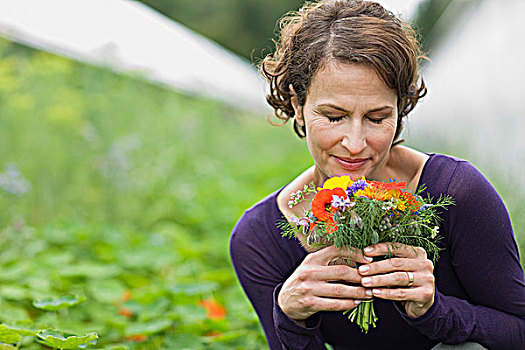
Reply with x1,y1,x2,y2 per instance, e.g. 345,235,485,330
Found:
327,115,345,123
368,117,385,124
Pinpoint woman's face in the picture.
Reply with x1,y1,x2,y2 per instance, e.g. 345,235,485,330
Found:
292,61,398,183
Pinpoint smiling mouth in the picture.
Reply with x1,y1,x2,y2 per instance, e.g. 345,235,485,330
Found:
332,156,369,170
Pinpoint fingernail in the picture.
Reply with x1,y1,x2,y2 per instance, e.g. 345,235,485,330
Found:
364,247,373,253
365,289,372,296
364,256,373,262
354,300,362,305
359,265,370,273
372,289,381,295
361,277,371,285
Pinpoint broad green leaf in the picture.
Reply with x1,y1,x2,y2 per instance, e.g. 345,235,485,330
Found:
87,279,126,303
0,262,31,281
0,285,30,301
32,295,86,311
119,249,173,269
136,297,171,322
206,330,245,343
124,318,172,336
169,282,219,296
201,269,235,285
59,263,120,279
0,325,21,344
0,344,16,349
170,305,206,324
25,275,52,295
206,343,234,350
36,329,98,349
43,228,78,245
164,333,204,350
0,303,30,322
40,251,74,267
1,323,40,336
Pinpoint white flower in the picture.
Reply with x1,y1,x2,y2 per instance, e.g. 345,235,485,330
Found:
331,195,352,210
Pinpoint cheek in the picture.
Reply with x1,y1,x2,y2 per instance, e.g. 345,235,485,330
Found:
306,123,341,151
366,123,397,149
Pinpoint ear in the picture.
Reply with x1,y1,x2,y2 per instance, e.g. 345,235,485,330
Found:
289,84,305,127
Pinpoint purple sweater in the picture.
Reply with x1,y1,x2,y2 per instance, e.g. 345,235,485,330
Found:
230,154,525,350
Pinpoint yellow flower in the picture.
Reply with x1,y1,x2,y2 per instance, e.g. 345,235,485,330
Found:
319,175,352,191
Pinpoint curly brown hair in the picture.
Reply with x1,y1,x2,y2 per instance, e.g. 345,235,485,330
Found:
260,0,427,142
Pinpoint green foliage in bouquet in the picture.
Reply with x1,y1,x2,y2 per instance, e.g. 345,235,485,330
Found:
280,176,454,333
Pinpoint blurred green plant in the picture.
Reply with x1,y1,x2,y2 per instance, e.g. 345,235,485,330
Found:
0,38,310,229
0,37,311,348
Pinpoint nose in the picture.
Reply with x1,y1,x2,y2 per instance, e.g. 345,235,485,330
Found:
341,122,367,155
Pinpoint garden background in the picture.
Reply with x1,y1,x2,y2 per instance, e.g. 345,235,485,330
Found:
0,0,523,349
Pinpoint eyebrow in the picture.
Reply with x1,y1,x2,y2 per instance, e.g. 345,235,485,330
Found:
316,104,393,114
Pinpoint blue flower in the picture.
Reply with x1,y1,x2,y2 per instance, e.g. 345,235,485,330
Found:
347,179,367,195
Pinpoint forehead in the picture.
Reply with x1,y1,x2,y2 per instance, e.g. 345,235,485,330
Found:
306,61,397,108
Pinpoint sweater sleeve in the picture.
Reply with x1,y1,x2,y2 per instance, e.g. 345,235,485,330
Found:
230,204,327,350
401,161,525,349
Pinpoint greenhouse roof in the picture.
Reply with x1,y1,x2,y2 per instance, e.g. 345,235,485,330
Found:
0,0,268,113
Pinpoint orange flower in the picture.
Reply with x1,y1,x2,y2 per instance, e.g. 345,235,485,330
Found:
121,291,132,302
387,189,403,199
205,331,223,337
311,188,347,221
354,186,390,201
199,298,226,321
324,216,339,235
125,334,147,343
119,307,134,318
400,192,421,211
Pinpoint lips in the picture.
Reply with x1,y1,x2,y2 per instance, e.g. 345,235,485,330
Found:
332,156,369,171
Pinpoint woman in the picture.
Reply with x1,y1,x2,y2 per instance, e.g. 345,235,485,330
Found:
230,1,525,349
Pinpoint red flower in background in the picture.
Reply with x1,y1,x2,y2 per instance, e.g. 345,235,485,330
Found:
199,298,226,321
125,334,147,343
119,307,134,318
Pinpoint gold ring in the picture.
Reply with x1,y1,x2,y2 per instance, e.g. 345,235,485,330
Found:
407,271,414,287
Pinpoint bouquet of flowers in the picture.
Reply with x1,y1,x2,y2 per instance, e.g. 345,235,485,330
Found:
280,175,454,333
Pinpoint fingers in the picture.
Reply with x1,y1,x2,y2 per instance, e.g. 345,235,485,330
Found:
294,281,370,312
360,271,434,289
358,257,434,276
363,243,427,260
312,296,363,312
288,293,363,314
315,282,371,300
368,283,435,305
299,264,362,283
307,245,373,265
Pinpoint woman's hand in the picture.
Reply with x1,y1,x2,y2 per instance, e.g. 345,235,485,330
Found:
358,242,435,318
278,245,372,323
